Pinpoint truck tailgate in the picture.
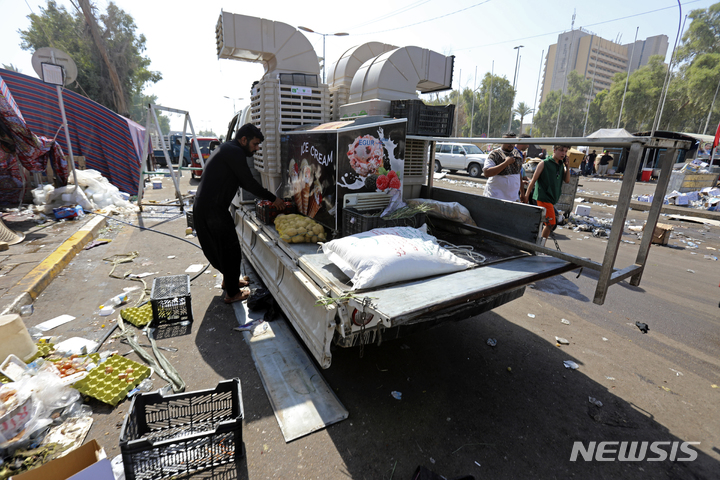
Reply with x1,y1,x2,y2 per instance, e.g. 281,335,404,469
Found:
297,252,577,326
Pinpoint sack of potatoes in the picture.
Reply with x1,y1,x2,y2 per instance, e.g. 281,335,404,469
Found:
275,214,327,244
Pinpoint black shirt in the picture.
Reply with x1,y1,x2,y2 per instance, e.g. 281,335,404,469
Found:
194,140,276,214
599,154,612,165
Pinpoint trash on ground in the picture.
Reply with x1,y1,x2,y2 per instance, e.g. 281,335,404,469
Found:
33,314,76,332
561,318,570,325
185,264,204,273
588,396,603,407
391,391,402,400
635,321,649,334
555,336,569,345
54,337,98,356
602,337,608,341
687,269,695,273
486,338,497,347
527,313,535,318
606,376,616,381
563,360,579,369
83,239,111,250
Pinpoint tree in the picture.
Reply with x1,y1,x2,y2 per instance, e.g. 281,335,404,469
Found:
513,101,533,131
533,71,592,136
19,0,162,123
2,64,21,72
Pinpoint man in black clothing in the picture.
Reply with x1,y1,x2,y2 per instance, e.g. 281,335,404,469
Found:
585,150,597,176
597,150,613,176
194,124,284,304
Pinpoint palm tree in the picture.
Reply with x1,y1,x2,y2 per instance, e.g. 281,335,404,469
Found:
514,102,534,132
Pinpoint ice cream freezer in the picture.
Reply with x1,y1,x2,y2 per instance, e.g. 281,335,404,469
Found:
279,118,407,233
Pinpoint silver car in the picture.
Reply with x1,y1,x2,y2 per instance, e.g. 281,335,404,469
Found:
433,142,488,178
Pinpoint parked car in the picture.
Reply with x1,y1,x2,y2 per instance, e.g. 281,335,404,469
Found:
434,142,488,177
189,136,220,178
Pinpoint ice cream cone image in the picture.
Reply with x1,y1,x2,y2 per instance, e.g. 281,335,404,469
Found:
301,183,310,215
308,186,322,217
301,163,312,215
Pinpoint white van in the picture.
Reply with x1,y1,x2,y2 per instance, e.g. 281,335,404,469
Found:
434,142,488,177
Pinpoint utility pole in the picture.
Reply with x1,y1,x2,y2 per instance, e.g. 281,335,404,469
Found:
555,11,575,137
488,61,494,137
617,27,639,129
508,45,523,133
532,49,544,133
470,66,477,138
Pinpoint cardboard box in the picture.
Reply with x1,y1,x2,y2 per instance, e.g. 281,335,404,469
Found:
644,223,673,245
12,439,114,480
574,204,591,216
566,148,584,169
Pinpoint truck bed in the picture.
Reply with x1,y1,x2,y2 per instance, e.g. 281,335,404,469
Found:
236,201,577,368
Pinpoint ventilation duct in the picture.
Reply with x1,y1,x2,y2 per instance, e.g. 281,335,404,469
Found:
215,11,320,77
327,42,397,90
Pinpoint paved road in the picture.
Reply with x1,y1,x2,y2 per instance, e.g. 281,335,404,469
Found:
10,171,720,479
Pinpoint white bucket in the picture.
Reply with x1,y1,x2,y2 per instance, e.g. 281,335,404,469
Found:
0,314,38,362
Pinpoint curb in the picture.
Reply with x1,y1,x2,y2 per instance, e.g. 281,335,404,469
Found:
1,214,107,315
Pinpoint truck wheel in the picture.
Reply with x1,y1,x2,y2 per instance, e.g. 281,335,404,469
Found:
434,161,442,173
468,163,482,178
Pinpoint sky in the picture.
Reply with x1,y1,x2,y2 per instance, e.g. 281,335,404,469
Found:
1,0,717,137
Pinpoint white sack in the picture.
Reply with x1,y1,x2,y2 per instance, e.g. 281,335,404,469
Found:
322,226,473,290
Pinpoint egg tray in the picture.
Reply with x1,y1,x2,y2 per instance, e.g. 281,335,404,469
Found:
72,355,150,406
120,303,153,327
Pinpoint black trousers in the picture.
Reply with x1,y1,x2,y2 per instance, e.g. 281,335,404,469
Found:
194,209,242,296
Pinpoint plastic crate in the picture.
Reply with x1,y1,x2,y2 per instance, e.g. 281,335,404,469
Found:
185,210,193,229
342,207,381,237
120,379,244,480
342,208,427,236
390,99,455,137
150,275,192,327
255,198,296,225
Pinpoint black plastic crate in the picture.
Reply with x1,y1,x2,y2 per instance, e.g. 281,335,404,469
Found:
390,99,455,137
342,207,381,237
150,275,192,327
120,379,244,480
342,207,427,236
185,210,194,229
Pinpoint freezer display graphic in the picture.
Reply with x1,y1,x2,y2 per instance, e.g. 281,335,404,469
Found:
337,121,406,204
281,132,337,230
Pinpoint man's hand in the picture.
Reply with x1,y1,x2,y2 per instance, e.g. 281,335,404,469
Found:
272,197,286,210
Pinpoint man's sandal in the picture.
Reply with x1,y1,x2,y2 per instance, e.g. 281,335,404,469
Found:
224,287,251,304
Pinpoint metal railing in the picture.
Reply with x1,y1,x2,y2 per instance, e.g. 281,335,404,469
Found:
410,134,693,305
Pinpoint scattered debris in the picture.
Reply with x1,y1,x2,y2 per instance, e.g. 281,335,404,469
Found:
563,360,579,370
555,336,569,345
561,318,570,325
527,313,535,318
635,322,649,334
391,391,402,400
588,396,603,407
486,338,497,347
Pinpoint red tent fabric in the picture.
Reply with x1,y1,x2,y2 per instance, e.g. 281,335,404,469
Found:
0,75,67,205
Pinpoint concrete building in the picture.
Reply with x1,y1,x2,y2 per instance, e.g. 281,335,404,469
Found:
539,29,668,104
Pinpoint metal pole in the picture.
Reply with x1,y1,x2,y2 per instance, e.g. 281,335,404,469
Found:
50,50,78,191
470,66,477,137
617,27,639,128
532,49,544,132
582,55,599,137
703,75,720,135
555,13,575,137
488,61,494,137
455,69,461,137
322,34,326,84
652,3,684,135
508,46,523,132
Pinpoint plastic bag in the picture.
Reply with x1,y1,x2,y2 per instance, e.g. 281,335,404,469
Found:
407,198,477,235
322,225,473,290
0,372,82,455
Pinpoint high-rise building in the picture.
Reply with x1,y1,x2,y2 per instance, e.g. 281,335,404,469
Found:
539,29,668,105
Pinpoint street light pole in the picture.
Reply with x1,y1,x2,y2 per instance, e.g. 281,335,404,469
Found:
508,45,523,133
298,27,348,84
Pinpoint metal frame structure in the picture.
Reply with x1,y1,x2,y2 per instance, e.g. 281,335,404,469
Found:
136,104,206,211
412,134,692,305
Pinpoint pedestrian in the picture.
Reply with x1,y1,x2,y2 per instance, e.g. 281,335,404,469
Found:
522,145,571,247
482,133,524,201
586,150,597,176
193,123,285,304
597,150,612,176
